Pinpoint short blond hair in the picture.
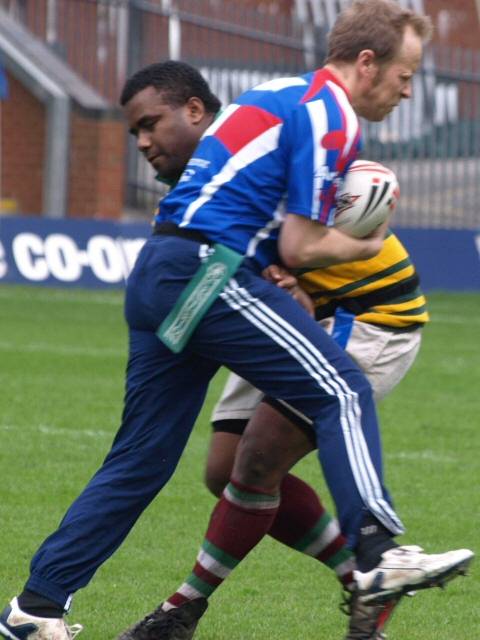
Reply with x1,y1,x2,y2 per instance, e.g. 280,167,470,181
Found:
327,0,433,64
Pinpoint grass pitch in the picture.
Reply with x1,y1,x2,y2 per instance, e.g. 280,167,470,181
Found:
0,285,478,639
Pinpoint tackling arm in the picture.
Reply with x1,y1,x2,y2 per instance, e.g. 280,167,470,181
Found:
279,213,388,269
262,264,314,316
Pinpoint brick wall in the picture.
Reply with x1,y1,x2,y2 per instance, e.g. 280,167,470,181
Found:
68,111,125,220
425,0,480,50
0,72,45,215
0,71,125,219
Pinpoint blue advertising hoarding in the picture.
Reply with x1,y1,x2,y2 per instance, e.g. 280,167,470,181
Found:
0,215,479,291
394,228,480,292
0,62,8,99
0,216,150,289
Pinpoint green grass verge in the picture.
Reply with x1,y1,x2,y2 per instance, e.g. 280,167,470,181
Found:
0,285,478,638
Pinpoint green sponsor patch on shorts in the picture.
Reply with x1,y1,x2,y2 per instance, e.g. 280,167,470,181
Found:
157,243,243,353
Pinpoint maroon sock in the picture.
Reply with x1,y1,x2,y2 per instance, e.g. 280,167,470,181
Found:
165,479,280,608
269,474,356,590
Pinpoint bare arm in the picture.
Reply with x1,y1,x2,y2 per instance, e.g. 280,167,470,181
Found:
279,214,388,269
262,264,314,316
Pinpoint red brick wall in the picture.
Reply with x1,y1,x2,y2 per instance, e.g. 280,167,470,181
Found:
0,72,124,219
68,112,124,220
94,119,126,220
425,0,480,49
1,72,45,215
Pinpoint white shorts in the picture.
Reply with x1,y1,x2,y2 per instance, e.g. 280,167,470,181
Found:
211,319,422,427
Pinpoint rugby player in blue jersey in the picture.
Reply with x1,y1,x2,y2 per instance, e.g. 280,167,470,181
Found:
114,59,428,639
0,3,473,640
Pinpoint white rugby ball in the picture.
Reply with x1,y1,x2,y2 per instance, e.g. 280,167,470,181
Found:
334,160,400,238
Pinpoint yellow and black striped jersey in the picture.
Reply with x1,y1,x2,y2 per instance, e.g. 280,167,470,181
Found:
299,231,429,329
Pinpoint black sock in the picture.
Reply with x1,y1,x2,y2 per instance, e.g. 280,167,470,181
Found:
17,590,64,619
355,512,398,572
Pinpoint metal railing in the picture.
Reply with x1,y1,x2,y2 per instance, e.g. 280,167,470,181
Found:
2,0,479,229
363,45,480,229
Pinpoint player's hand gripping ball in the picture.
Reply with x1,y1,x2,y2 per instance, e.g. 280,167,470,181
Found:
334,160,400,237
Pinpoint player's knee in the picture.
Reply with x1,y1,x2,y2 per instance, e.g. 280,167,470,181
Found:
204,464,229,497
233,434,285,492
204,431,241,497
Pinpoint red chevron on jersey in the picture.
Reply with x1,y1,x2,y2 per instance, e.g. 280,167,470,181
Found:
214,105,282,155
300,68,351,104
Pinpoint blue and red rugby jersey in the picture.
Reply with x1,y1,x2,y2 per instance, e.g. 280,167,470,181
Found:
158,68,362,269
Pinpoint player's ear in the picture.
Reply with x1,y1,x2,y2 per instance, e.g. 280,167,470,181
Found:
357,49,380,82
186,96,207,124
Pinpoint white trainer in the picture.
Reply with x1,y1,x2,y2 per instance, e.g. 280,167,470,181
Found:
0,598,82,640
354,545,474,605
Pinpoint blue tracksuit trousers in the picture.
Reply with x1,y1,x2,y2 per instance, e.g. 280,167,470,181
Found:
27,235,404,607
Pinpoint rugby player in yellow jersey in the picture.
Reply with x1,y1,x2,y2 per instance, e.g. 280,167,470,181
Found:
207,230,429,640
123,61,428,640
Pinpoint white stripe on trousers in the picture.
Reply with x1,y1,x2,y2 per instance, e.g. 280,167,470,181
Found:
220,279,404,535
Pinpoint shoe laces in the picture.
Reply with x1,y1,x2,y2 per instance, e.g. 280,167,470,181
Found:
340,590,353,617
392,545,424,555
340,591,391,640
67,624,83,639
125,605,192,640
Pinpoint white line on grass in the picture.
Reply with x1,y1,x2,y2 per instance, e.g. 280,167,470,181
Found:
0,423,113,439
0,341,125,358
386,450,457,464
432,314,480,325
0,423,457,463
0,288,124,305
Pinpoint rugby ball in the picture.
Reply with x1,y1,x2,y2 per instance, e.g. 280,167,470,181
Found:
334,160,400,238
